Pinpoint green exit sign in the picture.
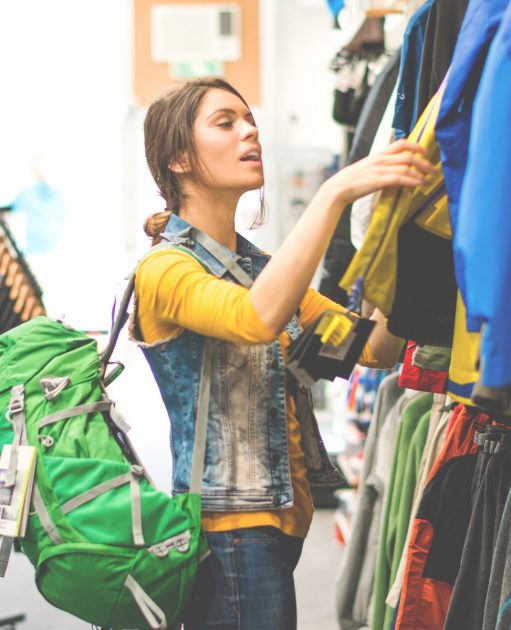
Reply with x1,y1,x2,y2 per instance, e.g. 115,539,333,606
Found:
171,61,224,79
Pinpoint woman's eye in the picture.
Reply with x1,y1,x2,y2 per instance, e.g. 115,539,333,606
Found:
217,121,233,128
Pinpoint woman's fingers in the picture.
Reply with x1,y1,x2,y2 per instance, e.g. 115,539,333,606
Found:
387,164,429,181
384,139,427,156
372,170,426,188
327,138,438,205
380,152,436,175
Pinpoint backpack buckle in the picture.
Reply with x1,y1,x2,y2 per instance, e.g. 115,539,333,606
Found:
38,435,55,449
39,377,71,401
8,386,25,416
131,465,145,477
148,531,191,557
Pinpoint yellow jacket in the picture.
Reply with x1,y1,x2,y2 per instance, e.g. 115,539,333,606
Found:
447,293,480,405
340,84,451,314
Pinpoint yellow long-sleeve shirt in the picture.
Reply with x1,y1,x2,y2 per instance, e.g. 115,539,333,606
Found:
135,248,381,538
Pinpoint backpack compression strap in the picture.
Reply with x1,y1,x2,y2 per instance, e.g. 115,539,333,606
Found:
0,384,64,578
3,385,25,487
0,386,25,575
124,575,166,630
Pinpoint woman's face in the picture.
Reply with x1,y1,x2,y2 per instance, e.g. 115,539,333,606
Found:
188,88,264,194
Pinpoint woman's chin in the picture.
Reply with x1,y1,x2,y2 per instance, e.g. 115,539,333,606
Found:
243,176,264,191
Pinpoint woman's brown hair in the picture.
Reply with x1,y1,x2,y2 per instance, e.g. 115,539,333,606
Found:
143,77,266,245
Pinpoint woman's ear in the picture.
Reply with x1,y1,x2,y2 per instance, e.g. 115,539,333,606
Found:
168,154,190,175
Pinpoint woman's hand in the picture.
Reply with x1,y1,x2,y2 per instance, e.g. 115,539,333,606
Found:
249,140,435,337
322,139,436,206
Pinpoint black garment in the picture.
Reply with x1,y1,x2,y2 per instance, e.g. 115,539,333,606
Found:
318,206,355,306
415,0,469,119
473,382,511,417
386,218,457,347
348,48,402,164
418,452,480,585
319,48,401,304
444,430,511,630
333,62,372,127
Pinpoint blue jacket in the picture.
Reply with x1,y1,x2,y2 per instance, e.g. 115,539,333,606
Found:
132,213,344,510
393,0,434,139
456,1,511,388
435,0,508,306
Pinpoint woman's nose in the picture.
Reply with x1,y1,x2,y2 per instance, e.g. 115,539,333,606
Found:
240,120,258,140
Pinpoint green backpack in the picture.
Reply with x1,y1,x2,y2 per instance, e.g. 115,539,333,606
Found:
0,279,213,629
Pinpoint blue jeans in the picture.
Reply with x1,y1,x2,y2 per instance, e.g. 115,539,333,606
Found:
183,526,304,629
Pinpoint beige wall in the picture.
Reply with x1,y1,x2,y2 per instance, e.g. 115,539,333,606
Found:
134,0,261,106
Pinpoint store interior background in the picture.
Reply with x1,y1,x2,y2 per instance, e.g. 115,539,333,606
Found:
0,2,403,627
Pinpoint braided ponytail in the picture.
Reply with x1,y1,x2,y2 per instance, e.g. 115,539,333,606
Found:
143,210,172,246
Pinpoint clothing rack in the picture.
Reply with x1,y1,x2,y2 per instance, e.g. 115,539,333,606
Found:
327,0,511,626
0,209,46,334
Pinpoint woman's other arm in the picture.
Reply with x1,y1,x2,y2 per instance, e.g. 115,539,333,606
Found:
365,308,404,368
298,289,404,369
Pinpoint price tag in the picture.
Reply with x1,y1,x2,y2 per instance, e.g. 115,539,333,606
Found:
319,311,357,347
315,311,337,336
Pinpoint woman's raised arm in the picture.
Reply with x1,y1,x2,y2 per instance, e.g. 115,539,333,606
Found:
250,139,434,336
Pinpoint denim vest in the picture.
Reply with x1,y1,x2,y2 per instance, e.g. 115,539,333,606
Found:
132,214,344,511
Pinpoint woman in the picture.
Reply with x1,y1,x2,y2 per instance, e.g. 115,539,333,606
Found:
134,77,433,629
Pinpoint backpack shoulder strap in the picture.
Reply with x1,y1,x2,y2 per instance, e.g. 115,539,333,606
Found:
100,230,202,369
146,241,212,275
161,226,253,288
189,228,253,288
100,274,135,371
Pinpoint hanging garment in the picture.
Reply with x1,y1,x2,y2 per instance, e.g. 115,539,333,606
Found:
454,1,511,395
327,0,346,19
340,87,445,312
370,393,433,630
483,489,511,630
348,49,402,165
444,426,511,630
473,384,511,419
350,82,398,250
446,292,480,405
336,372,406,630
394,405,490,629
386,218,456,346
11,181,64,255
386,395,452,609
332,57,373,127
415,0,469,119
435,0,509,309
349,368,395,417
393,0,435,139
412,344,451,372
398,341,448,394
319,49,401,304
340,85,455,348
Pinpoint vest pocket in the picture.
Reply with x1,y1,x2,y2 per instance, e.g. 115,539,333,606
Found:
224,342,252,369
